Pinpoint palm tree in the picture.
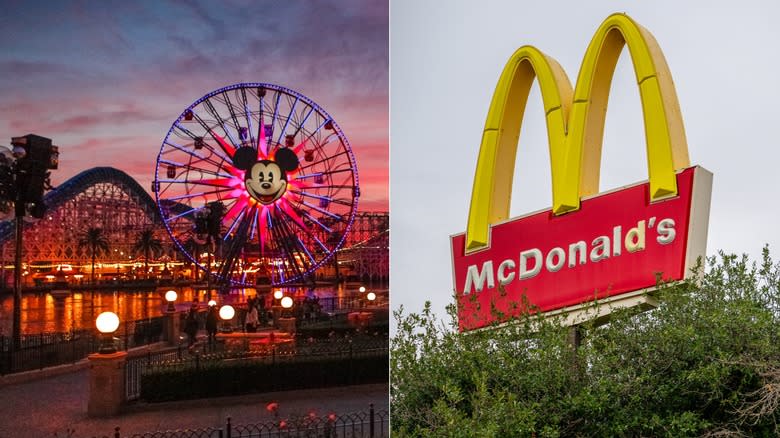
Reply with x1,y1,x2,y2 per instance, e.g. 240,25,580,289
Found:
133,229,162,278
78,227,110,285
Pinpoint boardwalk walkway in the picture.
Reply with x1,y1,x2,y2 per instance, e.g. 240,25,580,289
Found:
0,367,388,438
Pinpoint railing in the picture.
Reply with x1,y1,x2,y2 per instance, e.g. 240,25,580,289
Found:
0,330,96,375
0,316,166,375
144,337,387,371
105,405,388,438
313,296,387,315
124,337,388,402
125,347,184,401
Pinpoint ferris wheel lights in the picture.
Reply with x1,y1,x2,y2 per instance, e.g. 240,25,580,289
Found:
157,83,358,286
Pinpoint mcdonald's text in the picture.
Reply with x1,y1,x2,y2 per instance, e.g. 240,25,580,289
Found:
462,217,677,295
451,166,712,331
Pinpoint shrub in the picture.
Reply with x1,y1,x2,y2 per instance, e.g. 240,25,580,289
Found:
391,249,780,437
141,354,388,402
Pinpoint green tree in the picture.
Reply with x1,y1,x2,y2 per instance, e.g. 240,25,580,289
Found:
392,249,780,437
77,227,110,285
133,228,163,278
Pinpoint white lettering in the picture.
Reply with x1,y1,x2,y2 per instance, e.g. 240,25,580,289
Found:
497,259,516,285
656,218,676,244
568,241,587,267
613,226,622,256
624,220,646,253
463,261,494,295
545,247,566,272
460,216,682,289
590,236,610,262
519,249,542,279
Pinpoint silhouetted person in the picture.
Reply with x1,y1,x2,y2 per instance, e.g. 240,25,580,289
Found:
245,305,259,333
184,306,199,349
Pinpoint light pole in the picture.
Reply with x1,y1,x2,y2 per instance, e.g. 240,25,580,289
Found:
278,296,296,334
163,290,179,346
88,310,126,417
95,311,120,354
280,296,294,317
164,290,177,312
219,304,235,333
1,134,59,349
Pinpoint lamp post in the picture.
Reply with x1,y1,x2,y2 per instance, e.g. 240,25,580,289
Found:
2,134,59,350
278,296,296,334
88,311,126,417
95,311,119,354
272,290,283,327
163,290,179,346
359,286,366,293
367,292,376,306
280,296,293,316
164,290,177,312
219,304,235,333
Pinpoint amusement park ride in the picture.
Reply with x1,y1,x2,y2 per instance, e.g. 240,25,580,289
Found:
0,83,385,292
153,83,360,289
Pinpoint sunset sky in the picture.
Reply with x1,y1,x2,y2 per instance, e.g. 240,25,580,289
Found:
0,0,388,210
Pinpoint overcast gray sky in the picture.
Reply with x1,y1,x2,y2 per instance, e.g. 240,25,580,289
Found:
390,1,780,326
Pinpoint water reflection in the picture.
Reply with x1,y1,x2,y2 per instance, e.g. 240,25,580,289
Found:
0,288,201,335
0,283,378,335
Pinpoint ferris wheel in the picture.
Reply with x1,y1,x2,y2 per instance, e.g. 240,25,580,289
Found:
153,83,359,286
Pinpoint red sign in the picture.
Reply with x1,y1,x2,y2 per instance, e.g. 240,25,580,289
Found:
451,166,712,332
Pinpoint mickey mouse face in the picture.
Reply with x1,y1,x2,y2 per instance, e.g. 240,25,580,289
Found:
246,160,287,204
232,146,299,205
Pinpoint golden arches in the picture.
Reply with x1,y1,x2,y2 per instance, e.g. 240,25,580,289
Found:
465,13,691,252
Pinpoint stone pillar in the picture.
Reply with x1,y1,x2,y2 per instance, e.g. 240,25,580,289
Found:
87,351,128,417
278,317,296,335
164,310,180,346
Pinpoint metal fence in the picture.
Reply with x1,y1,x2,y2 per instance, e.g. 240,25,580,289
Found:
105,405,388,438
124,337,388,402
0,316,166,375
125,347,186,401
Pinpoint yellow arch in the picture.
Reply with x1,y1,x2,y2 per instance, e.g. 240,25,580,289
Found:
466,13,690,252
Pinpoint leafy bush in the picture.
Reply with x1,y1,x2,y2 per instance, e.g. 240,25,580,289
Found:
141,354,388,402
391,249,780,437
